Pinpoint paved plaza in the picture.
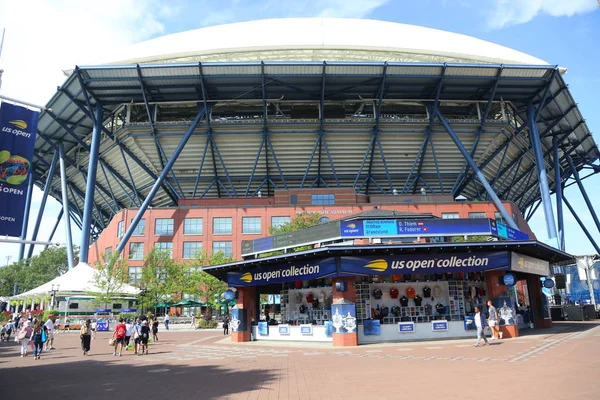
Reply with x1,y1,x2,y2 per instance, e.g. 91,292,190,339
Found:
1,321,599,399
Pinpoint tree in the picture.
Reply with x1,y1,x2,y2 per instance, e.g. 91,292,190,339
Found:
0,246,72,297
269,211,322,235
89,252,129,309
189,250,234,319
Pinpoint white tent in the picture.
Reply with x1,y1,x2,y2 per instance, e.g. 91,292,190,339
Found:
11,262,139,300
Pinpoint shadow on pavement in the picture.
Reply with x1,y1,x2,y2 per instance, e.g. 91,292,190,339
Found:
0,358,276,399
519,320,600,337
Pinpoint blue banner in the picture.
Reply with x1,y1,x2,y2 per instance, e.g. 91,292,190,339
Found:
227,257,337,286
341,218,493,238
340,251,509,276
0,102,38,236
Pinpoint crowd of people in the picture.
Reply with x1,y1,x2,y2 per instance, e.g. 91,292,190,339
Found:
2,312,231,360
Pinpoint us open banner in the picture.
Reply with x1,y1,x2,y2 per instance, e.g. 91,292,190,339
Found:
228,257,337,286
0,102,38,236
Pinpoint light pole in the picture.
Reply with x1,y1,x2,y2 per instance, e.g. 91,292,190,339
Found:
5,255,11,267
50,284,60,309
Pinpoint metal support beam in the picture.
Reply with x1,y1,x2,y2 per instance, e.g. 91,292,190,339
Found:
553,136,565,250
565,151,600,235
27,150,59,258
79,103,103,264
435,107,518,229
58,144,75,269
17,173,35,261
116,107,205,253
563,196,600,254
527,103,558,247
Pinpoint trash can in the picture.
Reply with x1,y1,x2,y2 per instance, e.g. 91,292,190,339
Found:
464,315,475,330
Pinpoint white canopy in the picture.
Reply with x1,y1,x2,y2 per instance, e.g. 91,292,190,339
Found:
12,262,139,300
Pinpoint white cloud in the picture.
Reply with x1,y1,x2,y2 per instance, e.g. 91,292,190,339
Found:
486,0,597,29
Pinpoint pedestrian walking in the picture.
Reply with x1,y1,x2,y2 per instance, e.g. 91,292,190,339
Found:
473,306,489,347
17,320,33,357
125,319,134,350
112,318,127,356
91,319,97,340
5,320,14,342
63,317,70,333
487,300,499,340
151,317,159,342
80,319,92,356
164,314,170,330
31,320,46,360
44,316,56,350
223,317,229,335
133,318,142,355
139,320,151,355
189,314,196,330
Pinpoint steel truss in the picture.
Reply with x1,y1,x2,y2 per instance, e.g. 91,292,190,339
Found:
17,62,598,262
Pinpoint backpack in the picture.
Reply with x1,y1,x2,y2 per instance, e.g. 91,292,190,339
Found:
116,324,126,337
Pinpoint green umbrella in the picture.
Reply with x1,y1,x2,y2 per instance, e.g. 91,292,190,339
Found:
173,299,206,307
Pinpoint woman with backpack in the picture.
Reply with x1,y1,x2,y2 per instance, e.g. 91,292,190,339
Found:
17,320,33,357
30,320,46,360
112,318,127,357
139,320,151,355
80,319,92,356
151,317,159,342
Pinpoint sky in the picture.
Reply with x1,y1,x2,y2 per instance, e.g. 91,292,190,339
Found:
0,0,599,265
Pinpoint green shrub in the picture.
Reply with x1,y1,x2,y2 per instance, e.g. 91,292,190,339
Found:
43,310,60,320
197,319,218,329
118,312,137,321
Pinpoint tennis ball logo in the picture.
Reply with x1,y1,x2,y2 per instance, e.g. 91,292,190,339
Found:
9,120,28,130
240,272,253,283
364,259,388,272
0,150,30,186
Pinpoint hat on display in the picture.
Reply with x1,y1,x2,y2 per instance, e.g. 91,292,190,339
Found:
406,287,416,298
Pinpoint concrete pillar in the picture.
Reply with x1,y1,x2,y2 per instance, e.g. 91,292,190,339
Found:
332,276,358,347
231,286,256,343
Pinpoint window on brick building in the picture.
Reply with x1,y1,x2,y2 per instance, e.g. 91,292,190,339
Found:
155,242,173,257
117,221,124,238
213,241,232,256
242,217,261,234
128,267,142,285
311,194,335,205
183,242,202,259
184,218,203,235
213,218,232,235
468,212,487,219
131,219,145,236
155,218,174,235
129,243,144,260
442,213,459,219
104,247,112,263
271,216,290,229
494,212,505,224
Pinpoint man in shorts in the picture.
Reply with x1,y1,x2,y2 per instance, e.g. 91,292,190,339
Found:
487,300,499,340
44,316,56,350
112,318,127,356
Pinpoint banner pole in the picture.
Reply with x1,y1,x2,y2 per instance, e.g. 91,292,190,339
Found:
0,94,50,112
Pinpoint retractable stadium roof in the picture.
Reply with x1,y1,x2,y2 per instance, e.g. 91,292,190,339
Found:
30,20,599,237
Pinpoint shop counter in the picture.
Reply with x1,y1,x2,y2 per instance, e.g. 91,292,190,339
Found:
252,324,333,342
358,321,473,343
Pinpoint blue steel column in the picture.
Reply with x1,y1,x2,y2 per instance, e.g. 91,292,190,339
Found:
564,151,600,235
553,136,565,250
17,172,35,261
79,103,103,264
59,144,75,269
116,107,205,254
434,107,518,230
27,150,59,258
527,103,559,247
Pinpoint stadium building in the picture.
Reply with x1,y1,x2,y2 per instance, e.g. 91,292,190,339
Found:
20,19,600,345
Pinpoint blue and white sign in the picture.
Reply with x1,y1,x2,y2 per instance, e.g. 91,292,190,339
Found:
341,252,510,276
503,273,516,287
228,257,337,286
364,220,398,236
257,322,269,335
363,319,381,335
300,324,313,335
543,278,555,289
0,102,39,237
432,320,448,331
490,220,529,241
278,324,290,335
398,322,415,333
